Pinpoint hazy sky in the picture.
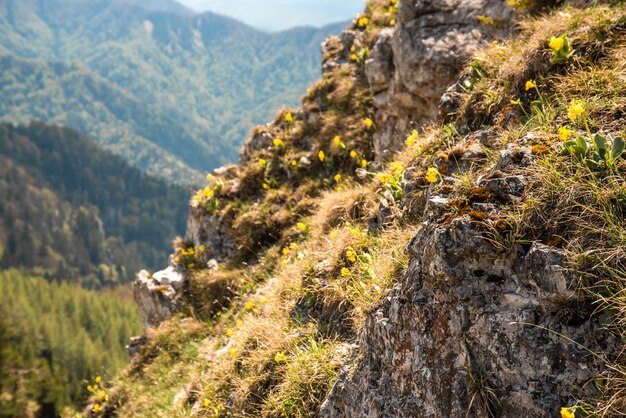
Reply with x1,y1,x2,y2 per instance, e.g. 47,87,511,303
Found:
176,0,364,31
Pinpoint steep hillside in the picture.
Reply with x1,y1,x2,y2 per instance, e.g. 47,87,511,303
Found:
94,0,626,417
0,0,347,183
0,270,142,417
0,122,189,287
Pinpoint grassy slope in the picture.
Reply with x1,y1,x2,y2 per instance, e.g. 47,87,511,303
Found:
105,1,626,417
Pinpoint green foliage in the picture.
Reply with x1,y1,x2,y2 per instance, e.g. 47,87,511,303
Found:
549,34,576,64
0,269,142,416
0,122,189,286
0,1,346,183
562,134,624,171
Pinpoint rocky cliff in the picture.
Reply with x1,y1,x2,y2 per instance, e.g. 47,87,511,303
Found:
115,1,626,417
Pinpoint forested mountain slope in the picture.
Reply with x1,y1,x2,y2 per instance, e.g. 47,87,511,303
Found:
0,122,189,287
0,0,347,183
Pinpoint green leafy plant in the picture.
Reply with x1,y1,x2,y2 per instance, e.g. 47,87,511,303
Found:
562,133,624,171
549,34,575,64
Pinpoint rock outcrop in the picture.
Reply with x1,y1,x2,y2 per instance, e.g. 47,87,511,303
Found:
322,213,614,416
364,0,513,161
133,267,184,330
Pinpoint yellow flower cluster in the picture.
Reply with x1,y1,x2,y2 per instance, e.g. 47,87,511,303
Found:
87,376,108,414
318,150,326,162
355,14,369,28
567,99,585,122
559,126,574,141
345,247,357,263
284,112,293,123
549,36,564,52
426,167,440,183
274,352,287,363
560,407,575,418
525,79,537,91
341,267,351,277
364,117,374,129
406,129,418,146
273,138,284,148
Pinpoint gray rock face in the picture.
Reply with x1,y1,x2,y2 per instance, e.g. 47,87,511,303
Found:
185,205,237,261
322,217,615,417
133,269,183,331
364,0,513,161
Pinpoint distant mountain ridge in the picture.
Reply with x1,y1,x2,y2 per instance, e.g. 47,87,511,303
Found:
0,0,348,183
0,121,189,287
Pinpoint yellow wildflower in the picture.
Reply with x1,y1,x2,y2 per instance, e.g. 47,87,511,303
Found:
390,19,396,25
226,328,233,337
318,150,326,162
95,376,101,383
174,256,180,263
289,243,297,250
274,352,287,363
245,301,253,311
334,173,342,183
388,6,394,13
560,407,575,418
350,150,357,158
406,129,418,146
291,159,297,167
350,53,358,61
333,136,341,146
98,390,106,400
285,112,293,123
87,385,94,393
93,404,101,413
567,100,585,122
559,127,574,141
329,230,338,239
341,267,351,277
426,167,440,183
282,247,290,256
229,348,238,358
345,247,357,263
273,138,284,148
361,159,367,168
525,79,536,91
549,36,564,52
204,399,211,408
350,45,356,52
258,158,267,168
510,98,521,106
364,117,374,128
203,187,214,198
297,222,307,231
262,183,270,190
199,245,206,252
206,174,213,181
236,319,243,327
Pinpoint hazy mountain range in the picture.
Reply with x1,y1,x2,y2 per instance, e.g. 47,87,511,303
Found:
0,0,348,183
179,0,363,31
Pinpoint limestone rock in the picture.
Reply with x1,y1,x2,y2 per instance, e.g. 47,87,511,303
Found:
321,217,616,417
364,0,513,161
133,269,183,331
185,205,237,261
